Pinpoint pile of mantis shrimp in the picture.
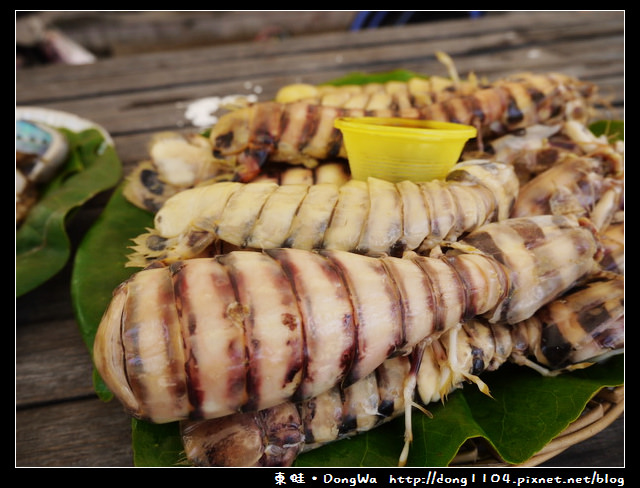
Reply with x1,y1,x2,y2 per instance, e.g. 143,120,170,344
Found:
93,57,624,467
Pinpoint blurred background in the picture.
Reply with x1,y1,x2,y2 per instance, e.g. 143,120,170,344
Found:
16,11,489,69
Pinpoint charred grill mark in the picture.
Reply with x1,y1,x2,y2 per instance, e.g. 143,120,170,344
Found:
505,94,524,125
253,124,276,149
326,107,348,158
469,92,487,124
377,398,395,417
244,335,260,414
316,253,359,387
380,261,407,355
420,268,438,335
470,345,485,375
298,104,320,153
250,102,279,150
220,257,255,413
215,131,234,150
173,271,204,418
440,98,462,124
275,109,292,158
301,399,317,445
540,321,572,368
319,251,405,387
137,269,188,420
145,234,168,252
440,255,470,321
326,129,344,158
446,167,480,184
140,168,164,195
226,342,246,404
186,230,212,250
282,313,305,387
201,73,597,174
457,254,506,320
411,257,445,333
538,147,562,167
338,413,358,435
142,198,162,213
271,249,358,402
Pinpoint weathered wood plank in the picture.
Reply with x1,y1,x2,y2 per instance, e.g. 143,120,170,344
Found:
16,316,96,406
16,41,623,146
16,398,134,467
17,11,623,81
16,11,623,104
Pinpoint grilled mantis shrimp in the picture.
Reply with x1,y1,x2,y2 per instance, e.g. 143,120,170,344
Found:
466,120,623,185
93,214,601,425
126,159,519,267
207,72,596,177
274,52,482,106
180,272,623,466
511,154,623,232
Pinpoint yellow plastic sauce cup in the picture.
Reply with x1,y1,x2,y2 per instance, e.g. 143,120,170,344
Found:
334,117,477,182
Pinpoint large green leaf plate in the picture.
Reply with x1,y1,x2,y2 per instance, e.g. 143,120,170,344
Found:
16,107,122,297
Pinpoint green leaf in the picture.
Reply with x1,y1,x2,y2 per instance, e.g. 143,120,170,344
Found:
323,69,427,86
589,120,624,142
459,358,624,464
16,128,122,297
132,419,186,467
71,183,153,398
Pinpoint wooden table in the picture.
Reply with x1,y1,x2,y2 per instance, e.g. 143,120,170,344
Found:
16,11,624,468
